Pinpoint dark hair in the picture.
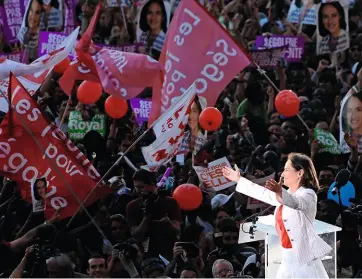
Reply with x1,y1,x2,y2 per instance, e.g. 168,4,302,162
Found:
33,178,47,201
341,93,362,133
217,217,238,233
139,0,168,33
133,169,157,185
25,0,44,28
287,153,319,192
110,214,127,224
318,2,347,37
88,254,107,269
180,223,204,243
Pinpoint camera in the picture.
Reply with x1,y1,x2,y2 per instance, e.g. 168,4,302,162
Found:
113,242,138,260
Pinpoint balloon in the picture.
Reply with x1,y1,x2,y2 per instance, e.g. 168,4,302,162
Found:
53,57,70,73
105,95,128,119
199,107,223,131
173,184,202,211
275,90,300,117
77,81,102,104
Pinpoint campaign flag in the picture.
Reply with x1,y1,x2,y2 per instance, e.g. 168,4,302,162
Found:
141,83,195,167
0,74,110,220
255,35,304,62
0,0,25,42
59,4,162,99
148,0,251,126
130,98,152,126
314,128,341,155
68,111,106,140
193,157,235,192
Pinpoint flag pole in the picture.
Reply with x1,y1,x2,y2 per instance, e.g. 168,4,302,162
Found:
66,90,194,227
253,61,310,132
0,76,109,241
59,96,72,127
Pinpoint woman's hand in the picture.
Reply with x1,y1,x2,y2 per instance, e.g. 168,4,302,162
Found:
222,166,241,183
265,178,283,199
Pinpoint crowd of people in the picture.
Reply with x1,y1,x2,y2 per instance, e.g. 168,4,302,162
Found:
1,0,362,278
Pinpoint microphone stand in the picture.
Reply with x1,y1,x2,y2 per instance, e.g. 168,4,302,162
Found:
241,205,274,239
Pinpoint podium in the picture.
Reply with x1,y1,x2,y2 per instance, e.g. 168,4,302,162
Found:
239,215,341,278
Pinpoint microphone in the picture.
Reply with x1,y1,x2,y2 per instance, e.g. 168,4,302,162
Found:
332,169,350,195
244,145,264,174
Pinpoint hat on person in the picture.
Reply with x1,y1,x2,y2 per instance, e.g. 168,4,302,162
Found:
211,193,234,210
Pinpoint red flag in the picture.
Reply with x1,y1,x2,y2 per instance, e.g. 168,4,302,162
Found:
0,73,110,220
148,0,251,126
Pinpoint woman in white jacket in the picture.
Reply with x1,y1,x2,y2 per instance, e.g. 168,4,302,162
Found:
222,152,332,278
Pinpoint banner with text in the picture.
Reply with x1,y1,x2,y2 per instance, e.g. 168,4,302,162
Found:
314,128,341,155
0,0,25,42
68,111,106,140
250,47,286,68
130,98,152,126
0,74,110,220
255,35,304,62
0,51,24,62
148,0,251,126
193,157,235,192
39,31,144,57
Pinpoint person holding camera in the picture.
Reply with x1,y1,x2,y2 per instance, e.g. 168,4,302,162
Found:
206,217,255,276
107,239,143,278
164,242,204,277
126,169,181,261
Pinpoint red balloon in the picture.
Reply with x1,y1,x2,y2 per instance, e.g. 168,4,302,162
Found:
173,184,202,211
77,81,102,104
53,57,70,73
199,107,223,131
105,95,128,119
275,90,300,117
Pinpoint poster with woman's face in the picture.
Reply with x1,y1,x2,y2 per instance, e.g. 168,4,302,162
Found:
136,0,171,57
18,0,43,47
31,177,48,212
316,0,349,55
179,96,207,155
339,93,362,153
18,0,65,48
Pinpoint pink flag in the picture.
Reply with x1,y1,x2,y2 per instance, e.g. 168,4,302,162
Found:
148,0,251,126
59,3,162,100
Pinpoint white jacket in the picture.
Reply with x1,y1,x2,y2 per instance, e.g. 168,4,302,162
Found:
236,176,332,265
